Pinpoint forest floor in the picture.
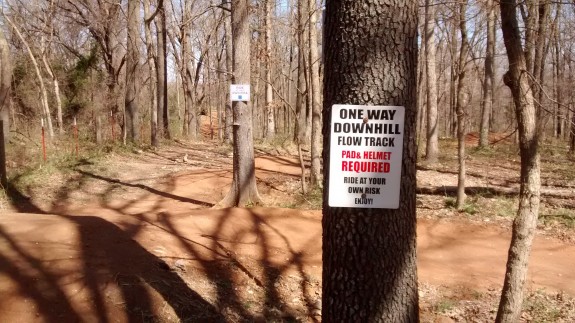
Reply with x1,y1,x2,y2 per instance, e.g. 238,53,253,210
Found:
1,134,575,322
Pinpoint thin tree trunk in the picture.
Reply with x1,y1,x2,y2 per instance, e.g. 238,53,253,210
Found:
479,0,495,147
264,0,275,138
449,12,458,138
252,49,262,139
455,0,469,210
424,0,439,163
224,0,233,144
553,7,563,139
0,28,11,141
533,1,550,139
4,15,54,138
125,0,140,142
309,0,321,187
496,1,542,321
144,0,158,147
181,0,197,139
40,51,63,135
156,5,169,139
570,111,575,155
295,0,308,144
40,1,62,135
524,1,538,77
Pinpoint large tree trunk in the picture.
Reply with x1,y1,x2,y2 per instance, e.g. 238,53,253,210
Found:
217,0,262,207
322,0,419,321
309,0,321,187
455,0,470,209
496,1,542,322
479,0,495,147
124,0,140,143
424,0,439,163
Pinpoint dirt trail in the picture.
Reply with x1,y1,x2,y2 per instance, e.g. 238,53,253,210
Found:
1,150,574,321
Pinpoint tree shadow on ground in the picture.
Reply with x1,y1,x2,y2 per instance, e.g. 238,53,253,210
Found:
1,163,322,322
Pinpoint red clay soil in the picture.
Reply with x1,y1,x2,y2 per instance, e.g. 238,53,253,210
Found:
0,154,574,321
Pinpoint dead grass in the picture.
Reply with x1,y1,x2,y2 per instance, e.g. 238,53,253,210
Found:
420,285,575,323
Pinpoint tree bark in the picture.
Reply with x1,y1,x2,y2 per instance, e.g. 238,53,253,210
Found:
479,0,495,147
322,0,419,321
496,1,542,322
124,0,140,143
424,0,439,163
217,0,262,207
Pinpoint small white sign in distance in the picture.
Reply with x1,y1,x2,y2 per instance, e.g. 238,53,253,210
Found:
328,105,405,209
230,84,251,102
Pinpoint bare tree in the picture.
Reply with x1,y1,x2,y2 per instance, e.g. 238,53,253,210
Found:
448,6,458,138
156,2,169,139
144,0,159,147
264,0,275,138
223,0,233,144
309,0,321,187
124,0,140,142
455,0,470,209
40,0,64,135
496,1,542,321
479,0,495,147
217,0,262,207
0,28,11,140
295,0,308,145
4,13,54,138
63,0,124,126
424,0,439,163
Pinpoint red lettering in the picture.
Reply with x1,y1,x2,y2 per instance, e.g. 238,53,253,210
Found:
383,162,390,173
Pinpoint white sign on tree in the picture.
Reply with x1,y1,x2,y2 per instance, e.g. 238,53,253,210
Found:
328,105,405,209
230,84,251,102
